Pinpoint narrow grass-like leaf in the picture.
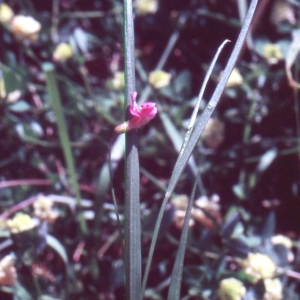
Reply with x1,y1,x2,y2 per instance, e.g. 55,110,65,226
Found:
141,0,258,296
123,0,142,299
42,62,87,236
187,40,230,132
46,234,68,263
94,161,110,245
158,107,198,176
167,172,199,300
167,39,229,175
46,234,77,299
46,234,76,281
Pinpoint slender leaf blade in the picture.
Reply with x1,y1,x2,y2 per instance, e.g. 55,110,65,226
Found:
141,0,258,296
167,173,199,300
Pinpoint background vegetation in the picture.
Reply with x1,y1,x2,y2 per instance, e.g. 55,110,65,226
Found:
0,0,300,299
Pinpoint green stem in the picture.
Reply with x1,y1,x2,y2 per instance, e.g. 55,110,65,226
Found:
123,0,142,299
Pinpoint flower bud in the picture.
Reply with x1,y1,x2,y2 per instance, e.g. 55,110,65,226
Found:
114,92,157,133
148,70,171,89
136,0,158,14
107,71,125,90
10,15,41,41
34,195,59,224
0,3,14,23
53,43,74,62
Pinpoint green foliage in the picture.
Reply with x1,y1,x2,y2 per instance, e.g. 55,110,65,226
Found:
0,0,300,299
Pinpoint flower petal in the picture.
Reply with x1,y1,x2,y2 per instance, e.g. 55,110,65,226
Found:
115,91,157,133
129,91,141,117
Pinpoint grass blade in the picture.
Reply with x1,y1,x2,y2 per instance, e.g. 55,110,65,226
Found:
158,107,198,176
141,0,258,296
42,62,87,236
167,172,199,300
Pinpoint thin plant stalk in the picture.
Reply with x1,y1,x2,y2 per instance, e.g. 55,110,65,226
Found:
123,0,142,299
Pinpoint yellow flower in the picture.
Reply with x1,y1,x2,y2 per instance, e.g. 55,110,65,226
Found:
263,278,283,300
53,43,74,62
202,118,225,149
148,70,171,89
263,44,282,64
0,255,17,286
241,253,276,283
6,213,36,234
33,195,59,223
107,71,125,90
218,278,246,300
10,15,41,41
223,68,243,87
0,3,14,23
136,0,158,14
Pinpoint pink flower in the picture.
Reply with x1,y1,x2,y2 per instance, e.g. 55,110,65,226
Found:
114,91,157,133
